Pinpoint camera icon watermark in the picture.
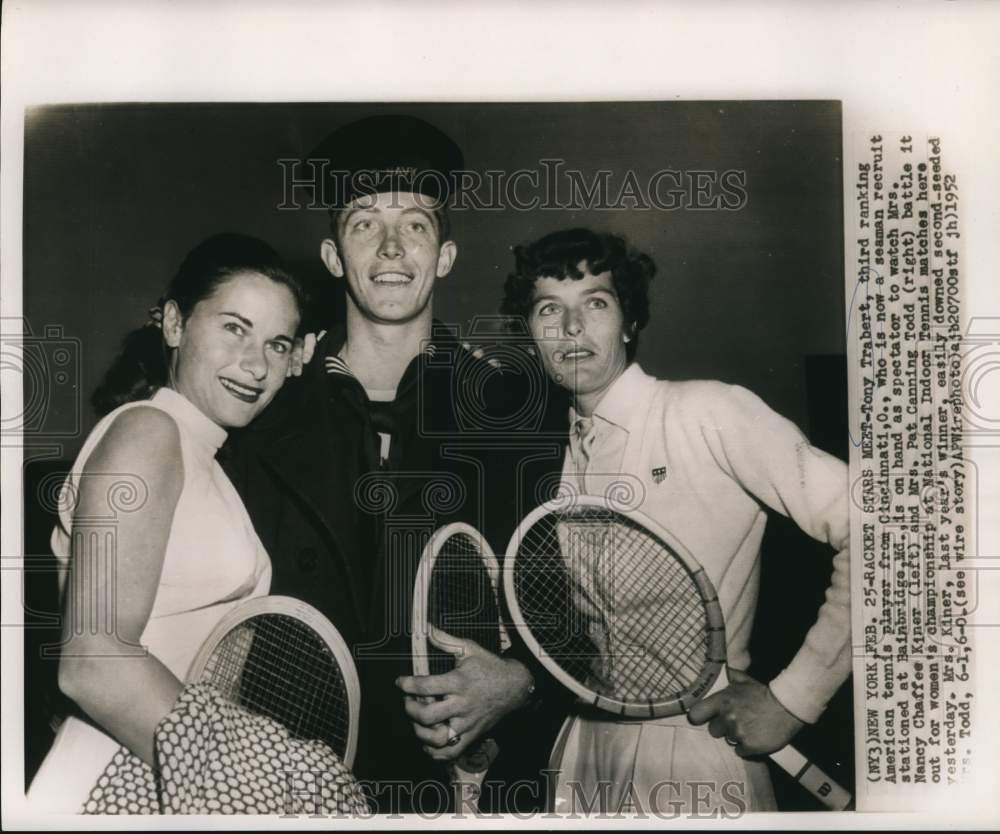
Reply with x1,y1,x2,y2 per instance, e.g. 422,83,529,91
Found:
418,316,564,439
1,317,81,440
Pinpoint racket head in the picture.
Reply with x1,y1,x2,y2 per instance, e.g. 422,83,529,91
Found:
503,494,726,719
412,522,505,677
187,595,361,768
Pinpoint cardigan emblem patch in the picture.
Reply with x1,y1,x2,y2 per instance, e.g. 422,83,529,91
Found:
651,466,667,484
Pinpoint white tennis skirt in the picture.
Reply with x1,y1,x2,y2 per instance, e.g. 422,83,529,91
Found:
549,713,777,816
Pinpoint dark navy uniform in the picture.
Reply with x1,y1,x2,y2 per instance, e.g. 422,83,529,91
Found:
223,320,570,813
224,113,572,813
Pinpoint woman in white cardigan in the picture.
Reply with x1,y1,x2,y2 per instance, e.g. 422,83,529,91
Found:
501,228,850,815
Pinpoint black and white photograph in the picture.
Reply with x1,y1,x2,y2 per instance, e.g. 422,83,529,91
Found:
2,1,998,828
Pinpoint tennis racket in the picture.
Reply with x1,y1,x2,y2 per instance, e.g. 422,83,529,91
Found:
412,522,509,810
187,595,361,768
502,495,852,811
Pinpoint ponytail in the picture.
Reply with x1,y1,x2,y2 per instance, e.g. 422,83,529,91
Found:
91,321,169,416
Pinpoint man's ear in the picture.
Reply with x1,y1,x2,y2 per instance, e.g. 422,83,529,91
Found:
320,238,345,278
436,240,457,278
162,301,184,348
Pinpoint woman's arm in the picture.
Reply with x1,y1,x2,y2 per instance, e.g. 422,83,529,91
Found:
57,406,186,765
700,383,851,724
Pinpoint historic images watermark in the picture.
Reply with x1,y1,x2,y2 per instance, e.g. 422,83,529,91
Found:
276,159,749,213
281,772,750,819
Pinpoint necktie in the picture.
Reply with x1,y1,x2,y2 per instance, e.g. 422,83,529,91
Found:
368,401,396,469
574,415,595,474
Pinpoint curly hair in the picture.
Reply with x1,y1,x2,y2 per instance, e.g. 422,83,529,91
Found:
500,228,655,360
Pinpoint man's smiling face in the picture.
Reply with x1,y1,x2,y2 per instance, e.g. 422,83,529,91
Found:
321,190,456,325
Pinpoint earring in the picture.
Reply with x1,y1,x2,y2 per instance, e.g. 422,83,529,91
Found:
623,333,631,343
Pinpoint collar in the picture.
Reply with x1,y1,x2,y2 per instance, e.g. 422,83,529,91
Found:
568,362,655,431
321,322,460,410
151,387,228,454
322,323,441,381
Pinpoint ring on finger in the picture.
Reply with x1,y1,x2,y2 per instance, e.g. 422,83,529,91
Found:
446,726,462,747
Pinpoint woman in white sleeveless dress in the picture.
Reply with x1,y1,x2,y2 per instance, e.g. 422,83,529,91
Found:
27,234,308,813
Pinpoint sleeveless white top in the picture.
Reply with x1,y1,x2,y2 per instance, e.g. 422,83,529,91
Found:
27,387,271,813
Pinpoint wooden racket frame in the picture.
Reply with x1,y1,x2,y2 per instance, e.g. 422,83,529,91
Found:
412,522,507,809
186,595,361,769
412,522,507,673
503,495,853,812
503,494,726,719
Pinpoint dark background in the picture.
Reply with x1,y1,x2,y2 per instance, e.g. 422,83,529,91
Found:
24,101,845,450
22,101,851,809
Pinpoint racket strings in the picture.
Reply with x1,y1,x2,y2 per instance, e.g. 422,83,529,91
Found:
200,614,352,758
608,525,710,694
513,507,715,707
426,532,502,675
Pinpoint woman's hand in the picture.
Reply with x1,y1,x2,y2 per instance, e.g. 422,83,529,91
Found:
687,668,806,757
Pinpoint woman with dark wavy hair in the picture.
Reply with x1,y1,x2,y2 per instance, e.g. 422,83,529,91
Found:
28,233,367,814
502,228,850,815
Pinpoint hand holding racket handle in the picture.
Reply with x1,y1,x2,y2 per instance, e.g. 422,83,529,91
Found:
411,523,508,811
688,668,852,811
687,667,806,756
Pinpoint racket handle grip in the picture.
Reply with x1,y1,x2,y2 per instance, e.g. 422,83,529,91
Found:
768,745,853,811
